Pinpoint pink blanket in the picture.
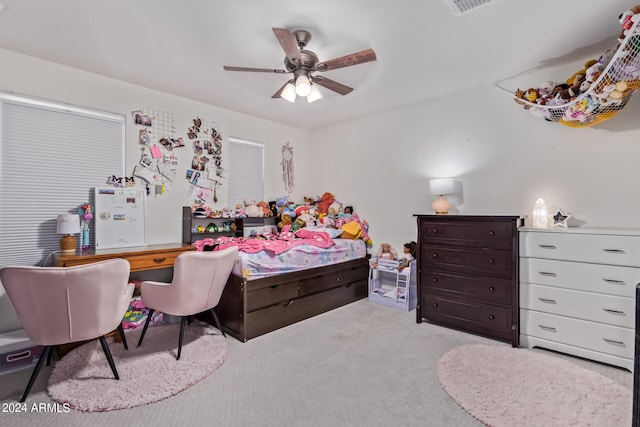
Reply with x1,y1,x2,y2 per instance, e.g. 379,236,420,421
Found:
194,229,336,255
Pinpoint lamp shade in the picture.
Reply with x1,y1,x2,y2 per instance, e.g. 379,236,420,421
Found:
281,82,297,103
57,213,80,235
429,178,455,196
306,85,323,103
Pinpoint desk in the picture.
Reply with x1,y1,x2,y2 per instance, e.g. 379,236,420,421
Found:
53,243,195,271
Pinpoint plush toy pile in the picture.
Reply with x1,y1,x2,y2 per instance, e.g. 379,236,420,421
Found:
513,5,640,127
191,192,372,247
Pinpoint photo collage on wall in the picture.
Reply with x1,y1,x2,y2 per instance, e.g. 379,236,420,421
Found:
186,116,226,206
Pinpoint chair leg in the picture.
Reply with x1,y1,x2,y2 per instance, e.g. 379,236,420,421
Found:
46,345,54,366
117,323,128,350
137,308,155,347
210,308,226,337
20,345,51,402
99,336,119,380
177,316,187,360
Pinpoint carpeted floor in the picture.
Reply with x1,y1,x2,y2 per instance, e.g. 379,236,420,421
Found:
0,300,633,426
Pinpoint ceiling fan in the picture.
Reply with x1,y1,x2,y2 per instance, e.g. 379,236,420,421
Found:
223,28,377,103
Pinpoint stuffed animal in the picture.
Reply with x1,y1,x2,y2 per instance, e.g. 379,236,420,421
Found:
278,212,293,229
244,198,262,217
328,201,343,216
316,192,335,215
257,201,272,217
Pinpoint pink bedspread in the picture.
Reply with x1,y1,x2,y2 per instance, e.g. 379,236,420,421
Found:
194,229,335,255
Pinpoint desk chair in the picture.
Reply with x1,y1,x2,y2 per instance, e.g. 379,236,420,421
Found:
137,246,238,360
0,259,133,402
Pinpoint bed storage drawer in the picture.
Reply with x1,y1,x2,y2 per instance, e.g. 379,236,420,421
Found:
247,281,299,312
298,273,339,296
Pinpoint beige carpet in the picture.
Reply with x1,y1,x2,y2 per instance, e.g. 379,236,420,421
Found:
437,344,632,427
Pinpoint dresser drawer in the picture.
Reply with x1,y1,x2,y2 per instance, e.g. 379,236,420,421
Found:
423,271,512,306
520,257,639,298
520,283,634,328
247,281,299,312
420,219,514,249
423,246,512,278
422,293,512,337
520,231,640,267
520,309,634,359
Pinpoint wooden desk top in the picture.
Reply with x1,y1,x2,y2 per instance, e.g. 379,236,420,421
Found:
53,243,195,272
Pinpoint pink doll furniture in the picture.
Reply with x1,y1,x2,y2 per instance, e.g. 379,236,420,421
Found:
0,259,133,402
136,246,238,360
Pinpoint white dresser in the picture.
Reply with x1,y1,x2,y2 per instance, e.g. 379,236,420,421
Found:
519,227,639,371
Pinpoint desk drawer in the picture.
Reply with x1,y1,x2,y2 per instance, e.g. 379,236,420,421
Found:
126,253,180,271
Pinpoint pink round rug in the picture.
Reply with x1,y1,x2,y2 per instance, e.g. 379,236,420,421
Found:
437,344,632,427
48,323,228,412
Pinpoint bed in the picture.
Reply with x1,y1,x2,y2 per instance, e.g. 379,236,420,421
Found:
196,229,370,342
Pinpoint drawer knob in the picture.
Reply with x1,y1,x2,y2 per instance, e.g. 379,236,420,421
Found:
488,286,495,292
489,230,495,236
603,248,625,254
153,257,166,264
538,244,557,250
433,303,438,308
603,308,625,316
432,253,438,259
432,227,438,233
538,298,557,304
603,278,625,285
538,324,557,333
432,277,438,283
488,258,495,264
488,315,495,320
538,271,557,277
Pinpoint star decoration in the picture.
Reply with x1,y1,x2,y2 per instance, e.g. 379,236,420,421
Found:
549,208,571,228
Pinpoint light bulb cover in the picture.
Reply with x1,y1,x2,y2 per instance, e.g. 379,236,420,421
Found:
307,85,323,103
532,198,548,228
295,75,311,97
281,82,297,103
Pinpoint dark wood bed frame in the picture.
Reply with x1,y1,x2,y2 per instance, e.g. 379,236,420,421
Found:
209,257,369,342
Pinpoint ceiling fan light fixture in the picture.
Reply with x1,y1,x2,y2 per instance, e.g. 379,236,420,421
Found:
281,81,297,103
295,75,311,97
306,85,322,103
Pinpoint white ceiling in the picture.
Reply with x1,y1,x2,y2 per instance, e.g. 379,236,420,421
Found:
0,0,633,130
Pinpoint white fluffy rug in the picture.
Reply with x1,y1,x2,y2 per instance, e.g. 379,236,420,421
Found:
437,344,632,427
48,323,228,412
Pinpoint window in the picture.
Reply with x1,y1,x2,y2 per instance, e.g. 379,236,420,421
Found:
0,92,125,268
227,137,264,207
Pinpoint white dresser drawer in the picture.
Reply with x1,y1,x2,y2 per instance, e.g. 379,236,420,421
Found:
520,283,635,328
520,309,634,359
520,231,640,267
520,258,639,298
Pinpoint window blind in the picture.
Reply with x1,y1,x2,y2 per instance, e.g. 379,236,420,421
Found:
0,93,124,267
227,137,264,208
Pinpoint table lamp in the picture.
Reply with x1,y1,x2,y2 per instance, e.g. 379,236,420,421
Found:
429,178,455,215
57,212,80,255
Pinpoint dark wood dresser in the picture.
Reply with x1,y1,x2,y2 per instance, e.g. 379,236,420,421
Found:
415,215,520,346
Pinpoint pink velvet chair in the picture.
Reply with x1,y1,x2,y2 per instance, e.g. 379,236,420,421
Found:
0,259,133,402
137,246,238,360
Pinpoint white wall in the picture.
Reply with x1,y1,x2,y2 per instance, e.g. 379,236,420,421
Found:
0,48,312,245
310,84,640,250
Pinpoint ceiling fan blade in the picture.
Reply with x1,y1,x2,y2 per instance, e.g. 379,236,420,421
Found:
315,48,377,72
271,81,292,99
272,28,302,65
311,76,353,95
223,65,287,73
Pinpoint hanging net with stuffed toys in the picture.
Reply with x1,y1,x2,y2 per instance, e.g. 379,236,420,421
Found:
494,5,640,128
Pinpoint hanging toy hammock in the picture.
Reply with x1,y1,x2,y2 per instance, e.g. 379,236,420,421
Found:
494,6,640,128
